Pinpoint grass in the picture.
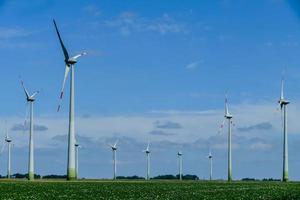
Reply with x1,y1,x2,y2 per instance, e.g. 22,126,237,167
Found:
0,180,299,199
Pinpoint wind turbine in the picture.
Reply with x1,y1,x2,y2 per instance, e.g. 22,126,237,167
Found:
109,140,118,180
21,80,39,181
177,151,183,181
5,126,12,179
143,142,151,180
224,95,233,181
278,77,289,182
207,148,213,181
74,143,80,179
53,20,86,180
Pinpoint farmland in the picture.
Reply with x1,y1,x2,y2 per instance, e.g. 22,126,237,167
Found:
0,180,299,199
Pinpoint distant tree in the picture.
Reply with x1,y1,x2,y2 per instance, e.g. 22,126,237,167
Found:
152,175,176,180
262,178,281,182
12,173,40,179
241,178,256,181
116,175,144,180
182,174,199,180
42,175,67,179
13,173,26,179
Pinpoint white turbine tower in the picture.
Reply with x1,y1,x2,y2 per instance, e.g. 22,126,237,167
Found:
224,95,233,181
177,151,183,181
74,143,81,179
21,80,38,181
143,142,151,180
278,77,289,182
53,20,86,180
207,148,213,181
5,126,12,179
109,140,118,180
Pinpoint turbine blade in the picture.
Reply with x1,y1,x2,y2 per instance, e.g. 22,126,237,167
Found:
147,141,150,151
114,139,119,148
53,20,69,61
5,122,8,139
218,119,225,134
0,144,5,155
30,91,39,99
57,65,70,112
225,95,229,116
23,102,29,133
281,77,284,100
20,80,30,100
71,52,87,60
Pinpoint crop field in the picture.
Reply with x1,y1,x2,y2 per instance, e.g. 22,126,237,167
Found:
0,180,299,199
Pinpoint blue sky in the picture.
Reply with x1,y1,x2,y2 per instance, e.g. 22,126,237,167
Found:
1,0,300,180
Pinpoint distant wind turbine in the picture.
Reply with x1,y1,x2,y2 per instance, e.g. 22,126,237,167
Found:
207,148,213,181
109,140,118,180
5,125,12,179
177,151,183,181
278,77,289,182
143,142,151,180
21,80,39,181
53,20,86,180
224,95,233,181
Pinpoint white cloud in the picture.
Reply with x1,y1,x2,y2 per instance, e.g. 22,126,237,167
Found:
212,143,240,150
249,142,272,150
185,61,201,70
83,5,101,17
105,12,188,36
0,27,29,39
4,101,298,150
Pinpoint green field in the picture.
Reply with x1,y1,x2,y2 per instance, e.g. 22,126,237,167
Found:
0,180,300,199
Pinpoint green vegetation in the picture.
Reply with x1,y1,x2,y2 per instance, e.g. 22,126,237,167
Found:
0,180,299,199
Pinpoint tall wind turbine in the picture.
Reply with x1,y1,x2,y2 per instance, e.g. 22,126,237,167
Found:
278,77,289,182
74,143,80,179
109,140,118,180
224,95,233,181
177,151,183,181
143,142,151,180
21,80,39,181
5,126,12,179
53,20,86,180
207,148,213,181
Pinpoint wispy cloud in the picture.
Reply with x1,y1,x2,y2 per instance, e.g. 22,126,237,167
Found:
185,61,201,70
148,130,176,136
237,122,273,132
0,27,29,39
149,109,219,116
11,123,48,131
3,102,297,149
105,12,188,36
154,120,182,129
249,142,272,151
83,5,101,17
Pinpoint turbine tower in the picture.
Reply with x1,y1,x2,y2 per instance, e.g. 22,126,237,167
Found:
21,80,38,181
74,143,80,179
207,148,213,181
143,142,151,180
5,126,12,179
224,95,233,181
109,140,118,180
177,151,183,181
279,77,289,182
53,20,86,180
